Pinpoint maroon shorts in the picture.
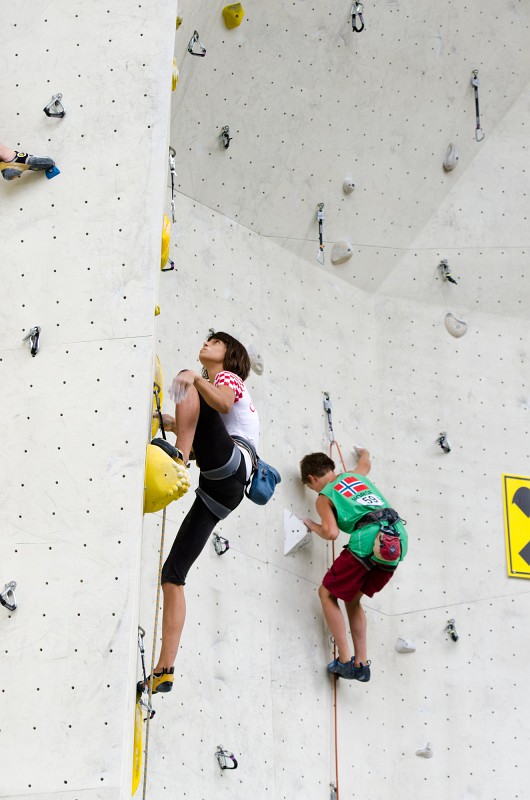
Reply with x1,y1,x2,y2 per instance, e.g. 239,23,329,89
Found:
322,548,394,602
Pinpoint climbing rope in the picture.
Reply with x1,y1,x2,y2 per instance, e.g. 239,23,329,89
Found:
141,383,169,799
323,393,348,800
141,506,167,800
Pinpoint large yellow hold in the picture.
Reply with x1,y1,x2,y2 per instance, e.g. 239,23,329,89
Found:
222,3,244,29
172,58,179,91
161,214,170,270
144,444,190,514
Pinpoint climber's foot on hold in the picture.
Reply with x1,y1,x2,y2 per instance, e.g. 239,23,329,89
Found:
0,151,55,180
137,667,175,695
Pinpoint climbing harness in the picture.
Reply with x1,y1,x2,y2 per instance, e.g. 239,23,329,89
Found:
188,30,206,57
0,581,17,612
471,70,485,142
436,432,451,453
169,147,176,223
438,259,457,284
213,533,230,555
43,93,65,118
216,745,238,770
219,126,232,149
23,326,40,357
351,2,365,32
316,203,325,265
446,618,459,641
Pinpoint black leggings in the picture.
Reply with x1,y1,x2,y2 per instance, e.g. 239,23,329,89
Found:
161,393,246,586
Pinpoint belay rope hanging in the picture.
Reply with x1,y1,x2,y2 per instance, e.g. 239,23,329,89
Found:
141,382,169,799
323,393,347,800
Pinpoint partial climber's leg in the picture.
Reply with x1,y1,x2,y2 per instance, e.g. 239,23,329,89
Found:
318,584,351,663
344,591,368,666
173,381,200,463
0,145,55,180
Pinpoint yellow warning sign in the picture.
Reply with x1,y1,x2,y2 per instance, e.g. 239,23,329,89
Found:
502,474,530,579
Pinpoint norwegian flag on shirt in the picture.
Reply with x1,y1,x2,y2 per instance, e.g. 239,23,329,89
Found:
334,476,369,498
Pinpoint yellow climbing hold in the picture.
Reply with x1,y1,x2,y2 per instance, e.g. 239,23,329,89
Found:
152,355,163,440
176,15,183,29
154,304,160,316
144,444,190,514
222,2,244,29
161,214,170,270
172,58,179,91
132,697,143,795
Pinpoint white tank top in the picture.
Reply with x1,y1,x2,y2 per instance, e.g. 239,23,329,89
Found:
214,371,260,478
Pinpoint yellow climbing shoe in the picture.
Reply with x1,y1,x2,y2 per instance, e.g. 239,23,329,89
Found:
137,667,174,695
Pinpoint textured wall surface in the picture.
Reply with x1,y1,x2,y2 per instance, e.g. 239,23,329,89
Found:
3,1,530,799
0,1,176,798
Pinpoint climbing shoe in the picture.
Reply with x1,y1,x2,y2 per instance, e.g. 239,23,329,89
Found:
327,658,371,681
137,667,174,695
327,658,356,679
151,437,190,468
0,151,55,180
352,660,371,682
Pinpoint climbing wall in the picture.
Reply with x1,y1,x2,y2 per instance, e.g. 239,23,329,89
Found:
139,2,530,799
0,1,177,798
3,1,530,799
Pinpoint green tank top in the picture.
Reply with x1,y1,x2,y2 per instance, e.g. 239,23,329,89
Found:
320,472,408,560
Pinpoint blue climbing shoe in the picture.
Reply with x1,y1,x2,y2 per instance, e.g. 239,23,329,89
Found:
327,658,371,681
352,660,371,682
327,657,355,679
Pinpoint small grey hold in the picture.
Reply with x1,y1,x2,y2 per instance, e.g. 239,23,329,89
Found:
443,143,459,171
343,177,355,194
444,312,468,338
331,240,353,265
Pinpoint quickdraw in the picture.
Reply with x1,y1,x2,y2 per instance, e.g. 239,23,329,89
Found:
446,618,459,642
0,581,17,612
213,532,230,555
137,627,155,719
438,259,457,284
188,30,206,57
351,2,365,32
219,126,232,149
23,326,41,357
436,432,451,453
216,745,238,770
43,93,65,118
316,203,325,265
471,70,485,142
169,147,176,223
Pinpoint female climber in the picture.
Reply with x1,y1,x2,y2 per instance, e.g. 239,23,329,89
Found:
141,331,259,694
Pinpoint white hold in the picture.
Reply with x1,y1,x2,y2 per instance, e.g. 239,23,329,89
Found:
395,636,416,654
443,143,459,172
247,345,264,376
343,177,355,194
444,312,468,338
284,509,312,556
416,743,433,759
331,240,353,265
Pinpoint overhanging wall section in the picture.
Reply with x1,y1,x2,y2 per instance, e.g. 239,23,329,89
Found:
1,2,176,797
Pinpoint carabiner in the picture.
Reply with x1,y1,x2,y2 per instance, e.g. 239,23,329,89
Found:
188,30,206,57
22,326,41,357
351,2,365,32
216,745,238,770
0,581,17,612
43,93,65,118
